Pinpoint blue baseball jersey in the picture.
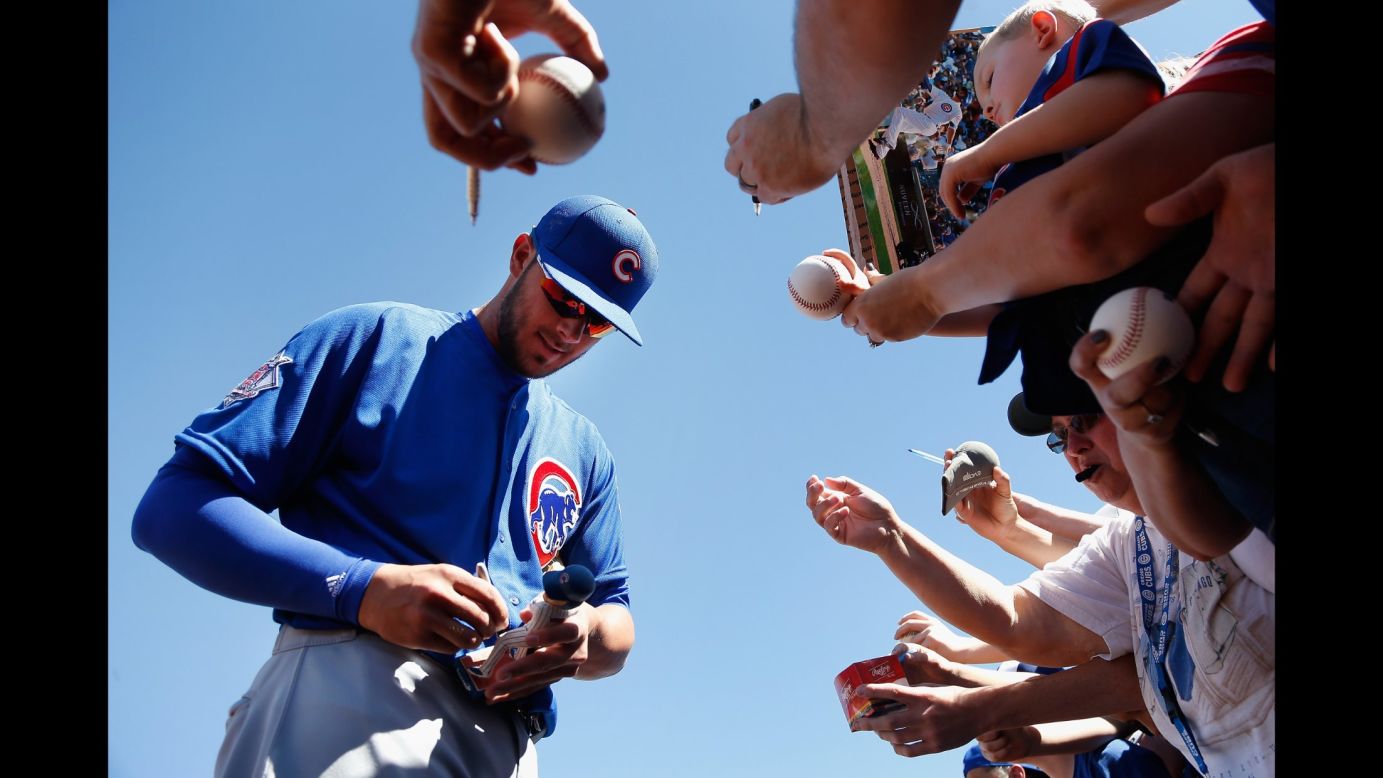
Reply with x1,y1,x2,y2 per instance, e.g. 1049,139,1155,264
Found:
173,302,629,633
987,19,1163,206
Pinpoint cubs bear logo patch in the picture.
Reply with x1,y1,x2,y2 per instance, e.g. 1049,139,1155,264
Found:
527,457,582,568
222,352,293,408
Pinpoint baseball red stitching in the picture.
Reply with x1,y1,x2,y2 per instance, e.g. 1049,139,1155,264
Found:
788,262,845,312
520,68,602,140
1099,288,1148,368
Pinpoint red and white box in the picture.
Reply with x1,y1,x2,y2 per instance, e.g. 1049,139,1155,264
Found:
834,654,909,724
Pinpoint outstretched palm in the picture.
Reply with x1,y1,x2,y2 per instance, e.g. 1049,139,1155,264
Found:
806,475,900,554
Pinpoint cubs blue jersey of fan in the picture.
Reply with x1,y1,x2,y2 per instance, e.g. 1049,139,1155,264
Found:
166,302,630,635
987,19,1163,207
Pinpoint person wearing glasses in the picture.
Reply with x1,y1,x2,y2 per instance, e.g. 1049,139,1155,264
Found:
803,389,1273,772
132,195,657,777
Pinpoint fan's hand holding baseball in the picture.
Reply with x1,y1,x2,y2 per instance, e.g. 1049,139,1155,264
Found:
413,0,607,171
840,267,943,344
1070,330,1184,447
358,562,510,654
938,142,1000,219
724,93,839,206
482,602,595,704
1148,143,1276,393
806,475,901,554
820,249,876,293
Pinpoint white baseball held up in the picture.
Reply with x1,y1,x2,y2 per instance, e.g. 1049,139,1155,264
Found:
500,54,606,165
1089,286,1195,381
788,255,853,320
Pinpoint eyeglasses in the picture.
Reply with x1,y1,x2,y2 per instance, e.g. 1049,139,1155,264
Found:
537,266,616,339
1046,414,1102,454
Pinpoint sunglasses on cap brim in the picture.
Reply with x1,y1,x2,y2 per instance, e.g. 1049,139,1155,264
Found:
537,265,617,339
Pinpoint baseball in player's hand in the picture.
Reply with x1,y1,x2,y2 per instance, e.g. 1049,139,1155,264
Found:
849,683,984,757
938,142,1000,219
806,475,902,554
1146,143,1275,393
358,562,510,654
840,267,943,344
413,0,608,171
1069,330,1184,448
724,93,840,206
482,602,595,703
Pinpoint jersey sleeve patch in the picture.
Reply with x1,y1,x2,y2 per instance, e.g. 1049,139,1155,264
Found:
222,352,294,408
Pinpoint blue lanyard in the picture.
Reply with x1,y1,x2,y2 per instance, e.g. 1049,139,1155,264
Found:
1133,517,1209,775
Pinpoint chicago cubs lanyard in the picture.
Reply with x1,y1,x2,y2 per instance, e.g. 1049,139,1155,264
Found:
1133,517,1209,775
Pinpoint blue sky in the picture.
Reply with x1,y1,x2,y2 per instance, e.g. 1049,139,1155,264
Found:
108,2,1260,775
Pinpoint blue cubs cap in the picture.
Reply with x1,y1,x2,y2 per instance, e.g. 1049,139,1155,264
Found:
533,195,660,346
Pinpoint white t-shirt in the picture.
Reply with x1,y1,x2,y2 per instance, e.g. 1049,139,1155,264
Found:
1018,511,1275,777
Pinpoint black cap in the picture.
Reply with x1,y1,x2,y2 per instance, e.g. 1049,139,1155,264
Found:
1007,393,1053,437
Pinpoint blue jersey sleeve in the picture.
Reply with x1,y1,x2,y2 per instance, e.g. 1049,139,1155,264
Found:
135,304,401,622
560,440,630,609
174,304,388,511
132,452,382,623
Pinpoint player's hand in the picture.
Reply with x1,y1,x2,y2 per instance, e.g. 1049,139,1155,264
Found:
724,93,839,206
1145,143,1275,392
839,266,943,343
1069,330,1184,448
413,0,607,172
894,611,970,664
483,602,595,704
977,725,1042,763
358,562,510,653
850,683,982,757
944,450,1016,540
806,475,902,554
938,142,998,219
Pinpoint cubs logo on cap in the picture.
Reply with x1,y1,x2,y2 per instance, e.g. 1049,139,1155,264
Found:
533,195,660,345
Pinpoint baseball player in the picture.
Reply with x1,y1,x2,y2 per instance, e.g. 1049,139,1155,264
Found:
918,85,962,133
872,84,964,160
132,195,658,777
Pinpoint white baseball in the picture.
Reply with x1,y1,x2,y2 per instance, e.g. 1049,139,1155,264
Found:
788,255,853,320
500,54,605,165
1089,286,1195,381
